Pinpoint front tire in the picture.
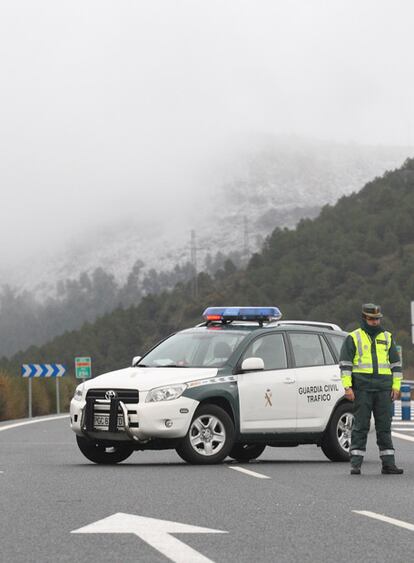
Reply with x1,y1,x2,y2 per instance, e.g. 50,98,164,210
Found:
229,443,266,462
321,402,354,462
176,404,235,464
76,435,134,464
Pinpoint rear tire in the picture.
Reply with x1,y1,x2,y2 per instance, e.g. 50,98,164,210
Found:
321,402,354,462
176,404,235,464
229,443,266,462
76,435,134,464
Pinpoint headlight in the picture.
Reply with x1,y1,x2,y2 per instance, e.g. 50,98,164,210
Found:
73,383,85,402
146,384,187,403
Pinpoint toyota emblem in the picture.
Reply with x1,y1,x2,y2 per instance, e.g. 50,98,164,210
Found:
105,390,117,400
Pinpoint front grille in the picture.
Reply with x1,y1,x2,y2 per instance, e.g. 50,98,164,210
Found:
86,388,139,403
84,388,139,432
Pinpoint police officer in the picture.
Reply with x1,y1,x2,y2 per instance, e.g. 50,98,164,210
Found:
339,304,403,475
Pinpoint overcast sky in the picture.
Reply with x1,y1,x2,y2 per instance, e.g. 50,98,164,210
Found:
1,0,414,269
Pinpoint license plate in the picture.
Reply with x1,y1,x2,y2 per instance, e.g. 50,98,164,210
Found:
93,414,124,429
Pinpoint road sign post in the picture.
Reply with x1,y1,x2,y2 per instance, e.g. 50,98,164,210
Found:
56,378,60,415
411,301,414,344
75,357,92,380
21,364,66,418
28,379,32,418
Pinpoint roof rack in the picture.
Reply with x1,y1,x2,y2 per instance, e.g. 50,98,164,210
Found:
270,320,342,331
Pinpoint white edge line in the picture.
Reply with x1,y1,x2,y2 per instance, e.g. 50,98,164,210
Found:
392,420,414,423
0,414,69,432
229,466,271,479
353,511,414,532
392,431,414,443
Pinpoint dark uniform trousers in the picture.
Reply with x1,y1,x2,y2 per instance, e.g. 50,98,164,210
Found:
351,387,395,468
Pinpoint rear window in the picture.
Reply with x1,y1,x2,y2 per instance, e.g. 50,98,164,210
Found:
320,335,335,365
326,334,346,361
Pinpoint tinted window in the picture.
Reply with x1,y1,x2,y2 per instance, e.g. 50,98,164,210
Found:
320,335,335,365
289,333,324,367
242,333,287,370
326,334,346,361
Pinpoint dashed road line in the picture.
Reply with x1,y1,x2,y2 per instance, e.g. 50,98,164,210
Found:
353,511,414,532
0,415,69,432
228,466,271,479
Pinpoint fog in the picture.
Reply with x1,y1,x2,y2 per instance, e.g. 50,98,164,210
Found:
1,0,414,270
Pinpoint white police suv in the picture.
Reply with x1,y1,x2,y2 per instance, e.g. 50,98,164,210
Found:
70,307,353,465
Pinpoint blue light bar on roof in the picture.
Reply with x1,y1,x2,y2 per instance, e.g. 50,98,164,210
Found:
203,306,282,323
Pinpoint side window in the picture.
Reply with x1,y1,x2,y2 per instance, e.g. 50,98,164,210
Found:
320,335,335,365
289,333,324,367
242,333,287,371
326,334,346,362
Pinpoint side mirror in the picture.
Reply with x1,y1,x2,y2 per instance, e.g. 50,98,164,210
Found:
240,357,265,372
132,356,142,367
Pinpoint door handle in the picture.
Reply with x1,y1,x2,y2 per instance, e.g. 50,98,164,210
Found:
283,377,296,384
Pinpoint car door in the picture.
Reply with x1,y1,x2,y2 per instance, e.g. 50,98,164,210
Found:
287,331,343,431
238,332,297,432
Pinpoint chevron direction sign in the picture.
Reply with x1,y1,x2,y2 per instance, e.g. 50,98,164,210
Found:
21,364,66,378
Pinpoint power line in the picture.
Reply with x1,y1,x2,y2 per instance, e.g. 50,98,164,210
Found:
189,230,208,298
243,216,250,259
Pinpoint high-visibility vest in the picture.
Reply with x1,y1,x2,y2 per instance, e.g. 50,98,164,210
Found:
350,328,392,375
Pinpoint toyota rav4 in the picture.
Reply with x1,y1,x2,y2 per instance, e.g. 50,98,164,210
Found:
70,306,352,465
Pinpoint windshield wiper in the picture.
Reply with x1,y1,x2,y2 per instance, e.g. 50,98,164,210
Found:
137,362,189,368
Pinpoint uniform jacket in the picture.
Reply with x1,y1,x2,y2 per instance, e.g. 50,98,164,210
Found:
339,324,402,391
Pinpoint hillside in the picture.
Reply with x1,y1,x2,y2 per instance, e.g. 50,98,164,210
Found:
0,138,409,357
4,137,409,300
2,157,414,420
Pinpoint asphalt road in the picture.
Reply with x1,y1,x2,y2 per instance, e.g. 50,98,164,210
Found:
1,416,413,563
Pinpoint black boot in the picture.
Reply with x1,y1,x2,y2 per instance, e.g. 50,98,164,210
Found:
350,466,361,475
381,465,403,475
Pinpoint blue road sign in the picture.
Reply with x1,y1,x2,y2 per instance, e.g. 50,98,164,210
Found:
21,364,66,378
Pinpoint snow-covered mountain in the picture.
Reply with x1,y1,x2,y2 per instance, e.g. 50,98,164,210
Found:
6,137,412,299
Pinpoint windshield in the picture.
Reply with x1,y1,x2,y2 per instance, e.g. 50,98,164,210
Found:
138,329,248,368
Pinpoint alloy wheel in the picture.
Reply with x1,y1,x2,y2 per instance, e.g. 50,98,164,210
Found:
189,414,226,456
337,412,354,453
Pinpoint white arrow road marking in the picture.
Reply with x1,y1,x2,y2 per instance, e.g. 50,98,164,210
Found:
0,415,69,432
71,512,227,563
353,511,414,532
392,431,414,443
228,466,271,479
